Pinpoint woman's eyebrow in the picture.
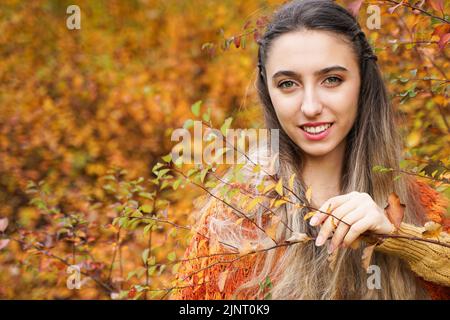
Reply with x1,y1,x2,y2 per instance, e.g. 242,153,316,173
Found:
271,65,349,80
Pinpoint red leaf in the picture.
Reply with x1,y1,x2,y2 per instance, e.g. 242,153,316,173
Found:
128,287,137,299
432,24,450,38
233,36,241,49
384,192,406,229
428,0,444,12
253,30,261,42
347,0,364,17
438,33,450,50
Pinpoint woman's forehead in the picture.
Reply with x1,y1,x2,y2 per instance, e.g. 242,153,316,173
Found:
266,30,357,75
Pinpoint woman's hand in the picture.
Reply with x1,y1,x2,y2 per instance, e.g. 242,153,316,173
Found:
308,191,394,254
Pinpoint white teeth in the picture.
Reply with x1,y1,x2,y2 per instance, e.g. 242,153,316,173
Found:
303,123,332,134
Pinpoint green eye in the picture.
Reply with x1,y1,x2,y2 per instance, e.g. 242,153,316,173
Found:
324,76,342,85
279,80,295,88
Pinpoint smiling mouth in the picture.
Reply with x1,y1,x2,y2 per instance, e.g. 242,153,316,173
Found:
300,123,334,135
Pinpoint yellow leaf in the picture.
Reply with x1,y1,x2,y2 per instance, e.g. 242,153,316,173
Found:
285,232,311,243
422,221,443,238
294,203,305,209
406,131,421,148
236,217,245,225
266,224,277,240
263,182,275,194
274,199,287,207
303,211,316,221
275,178,283,196
245,197,260,212
239,241,255,255
331,216,337,229
349,237,362,250
288,173,296,190
305,186,312,203
266,215,281,240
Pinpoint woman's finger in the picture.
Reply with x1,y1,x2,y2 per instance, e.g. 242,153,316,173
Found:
315,202,356,247
315,215,334,246
309,192,355,227
328,208,364,253
342,218,371,247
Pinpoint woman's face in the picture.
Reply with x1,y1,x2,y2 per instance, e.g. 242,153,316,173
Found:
265,30,360,158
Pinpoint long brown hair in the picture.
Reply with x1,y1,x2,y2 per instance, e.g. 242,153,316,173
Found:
210,0,430,299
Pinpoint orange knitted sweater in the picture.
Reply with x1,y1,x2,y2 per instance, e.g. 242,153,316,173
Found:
172,179,450,300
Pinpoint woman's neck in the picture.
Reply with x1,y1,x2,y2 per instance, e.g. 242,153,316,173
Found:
301,144,345,208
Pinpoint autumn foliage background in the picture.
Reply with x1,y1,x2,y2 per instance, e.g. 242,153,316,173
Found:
0,0,449,299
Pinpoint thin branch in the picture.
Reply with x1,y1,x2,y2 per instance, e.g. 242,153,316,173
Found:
381,0,449,24
9,237,114,295
175,168,278,244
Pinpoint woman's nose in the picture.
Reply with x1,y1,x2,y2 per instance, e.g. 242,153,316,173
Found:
301,87,323,116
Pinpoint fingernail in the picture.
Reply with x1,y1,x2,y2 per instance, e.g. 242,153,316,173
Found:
309,216,318,226
327,243,335,254
315,235,325,246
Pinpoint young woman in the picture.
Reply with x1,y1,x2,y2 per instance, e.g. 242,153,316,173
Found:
172,0,450,299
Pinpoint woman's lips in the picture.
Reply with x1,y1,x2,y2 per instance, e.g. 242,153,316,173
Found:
299,123,333,141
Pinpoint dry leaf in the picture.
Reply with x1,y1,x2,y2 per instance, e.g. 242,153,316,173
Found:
218,270,229,292
422,221,443,238
384,192,406,229
266,215,280,240
327,247,339,271
303,211,316,221
285,232,312,243
239,241,255,255
305,186,312,203
362,244,377,272
331,216,337,229
347,0,364,17
0,218,8,233
349,237,362,250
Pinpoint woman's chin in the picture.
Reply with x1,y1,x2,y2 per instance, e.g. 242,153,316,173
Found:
298,142,336,158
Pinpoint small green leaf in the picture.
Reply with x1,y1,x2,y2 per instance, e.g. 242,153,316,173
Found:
191,101,202,117
162,153,172,163
140,204,153,214
200,168,209,183
167,251,176,262
202,107,211,122
142,248,150,265
183,119,194,129
220,117,233,136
